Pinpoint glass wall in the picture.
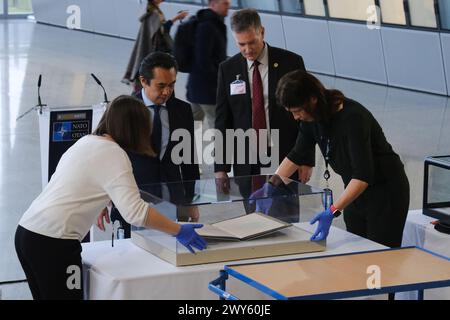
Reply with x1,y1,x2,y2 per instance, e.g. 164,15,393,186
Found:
327,0,375,21
0,0,33,17
280,0,302,14
408,0,437,28
380,0,406,25
171,0,203,4
304,0,326,16
164,0,450,31
240,0,279,12
7,0,33,15
438,0,450,30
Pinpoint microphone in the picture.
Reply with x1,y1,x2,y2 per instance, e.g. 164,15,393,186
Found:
16,74,46,120
37,74,43,109
91,73,109,103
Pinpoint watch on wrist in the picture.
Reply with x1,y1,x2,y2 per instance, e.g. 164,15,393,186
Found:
330,205,342,218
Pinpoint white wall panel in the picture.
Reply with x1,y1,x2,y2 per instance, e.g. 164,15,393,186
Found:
329,21,387,84
75,0,95,32
381,27,447,95
226,9,239,57
115,0,146,39
439,33,450,95
283,16,335,74
90,0,119,36
32,0,70,27
259,13,286,49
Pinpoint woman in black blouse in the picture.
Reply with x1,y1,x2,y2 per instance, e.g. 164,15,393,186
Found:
272,70,409,248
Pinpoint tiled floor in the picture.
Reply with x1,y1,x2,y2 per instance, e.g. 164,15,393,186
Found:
1,19,449,299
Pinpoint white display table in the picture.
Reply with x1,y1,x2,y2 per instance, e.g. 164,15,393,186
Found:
397,210,450,300
81,223,385,300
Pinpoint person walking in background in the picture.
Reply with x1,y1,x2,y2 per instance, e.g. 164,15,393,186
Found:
122,0,188,93
187,0,230,131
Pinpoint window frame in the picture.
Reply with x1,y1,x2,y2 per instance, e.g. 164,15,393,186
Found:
0,0,32,19
163,0,450,32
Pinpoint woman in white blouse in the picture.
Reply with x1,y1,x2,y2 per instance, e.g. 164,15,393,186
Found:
15,95,206,300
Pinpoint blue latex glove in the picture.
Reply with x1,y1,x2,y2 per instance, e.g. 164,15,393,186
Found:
175,224,207,254
309,208,334,241
249,182,275,214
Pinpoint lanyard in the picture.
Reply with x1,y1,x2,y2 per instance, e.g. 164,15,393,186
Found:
323,137,331,186
321,136,333,210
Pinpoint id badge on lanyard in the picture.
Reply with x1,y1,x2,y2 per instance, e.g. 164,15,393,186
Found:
322,137,333,210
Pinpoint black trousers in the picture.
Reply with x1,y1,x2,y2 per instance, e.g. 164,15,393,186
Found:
14,225,83,300
343,170,410,248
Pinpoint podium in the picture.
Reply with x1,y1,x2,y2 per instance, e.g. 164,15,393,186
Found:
37,104,106,242
38,104,106,188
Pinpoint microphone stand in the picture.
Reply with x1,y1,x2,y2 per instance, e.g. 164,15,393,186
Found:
16,74,46,121
91,73,109,104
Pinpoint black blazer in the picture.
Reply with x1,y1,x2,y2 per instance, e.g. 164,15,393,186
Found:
214,45,306,176
186,8,227,105
134,91,200,183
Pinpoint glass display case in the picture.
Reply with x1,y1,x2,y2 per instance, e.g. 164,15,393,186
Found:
423,156,450,220
131,175,328,266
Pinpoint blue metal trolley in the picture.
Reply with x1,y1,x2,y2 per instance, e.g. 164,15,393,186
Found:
209,247,450,300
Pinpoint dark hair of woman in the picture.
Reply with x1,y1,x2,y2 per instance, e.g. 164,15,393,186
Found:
94,95,156,157
276,70,345,124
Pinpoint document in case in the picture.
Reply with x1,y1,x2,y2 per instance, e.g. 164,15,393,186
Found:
193,213,292,241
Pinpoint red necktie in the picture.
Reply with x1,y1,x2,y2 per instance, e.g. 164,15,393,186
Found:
252,60,266,132
252,175,266,193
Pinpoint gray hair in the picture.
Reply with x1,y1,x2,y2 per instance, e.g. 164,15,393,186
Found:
230,8,262,33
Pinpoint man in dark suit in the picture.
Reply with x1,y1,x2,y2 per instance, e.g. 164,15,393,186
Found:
98,53,200,237
215,9,306,180
136,52,199,184
213,9,309,222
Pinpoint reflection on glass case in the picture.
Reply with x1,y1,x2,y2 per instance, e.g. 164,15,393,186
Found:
423,156,450,220
131,175,328,266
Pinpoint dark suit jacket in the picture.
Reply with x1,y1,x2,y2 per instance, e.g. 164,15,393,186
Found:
134,91,200,183
186,8,227,105
214,44,306,176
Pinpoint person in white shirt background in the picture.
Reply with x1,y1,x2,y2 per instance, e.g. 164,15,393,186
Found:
15,95,206,300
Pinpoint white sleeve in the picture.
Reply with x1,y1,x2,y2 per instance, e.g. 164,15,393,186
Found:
97,151,149,227
104,170,149,227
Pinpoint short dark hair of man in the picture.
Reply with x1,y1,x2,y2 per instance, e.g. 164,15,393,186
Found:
230,8,262,33
139,52,178,82
94,95,156,157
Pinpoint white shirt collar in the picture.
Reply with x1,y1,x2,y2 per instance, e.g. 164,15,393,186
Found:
247,42,269,71
141,89,166,107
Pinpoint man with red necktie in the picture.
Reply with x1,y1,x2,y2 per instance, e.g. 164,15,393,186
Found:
214,9,307,221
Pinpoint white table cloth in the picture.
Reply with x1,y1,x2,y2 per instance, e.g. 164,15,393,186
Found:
82,223,385,300
397,210,450,300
